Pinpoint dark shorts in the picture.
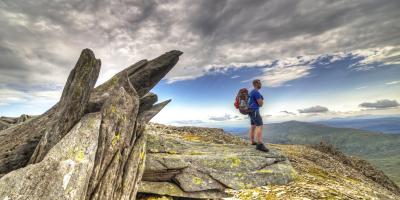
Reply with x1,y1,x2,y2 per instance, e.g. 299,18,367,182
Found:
249,109,263,126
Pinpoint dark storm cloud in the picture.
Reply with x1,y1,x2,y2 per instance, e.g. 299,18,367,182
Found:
0,0,400,97
359,99,399,109
298,106,329,113
186,0,400,49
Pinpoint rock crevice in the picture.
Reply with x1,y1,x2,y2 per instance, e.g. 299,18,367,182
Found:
139,124,296,198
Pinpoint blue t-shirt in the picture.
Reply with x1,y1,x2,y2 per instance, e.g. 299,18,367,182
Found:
248,89,263,111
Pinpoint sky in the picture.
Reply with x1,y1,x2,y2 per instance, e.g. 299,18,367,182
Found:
0,0,399,127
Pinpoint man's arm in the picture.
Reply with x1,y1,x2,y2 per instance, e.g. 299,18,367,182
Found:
255,92,263,107
257,98,263,107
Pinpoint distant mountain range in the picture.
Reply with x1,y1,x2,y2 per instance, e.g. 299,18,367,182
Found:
315,117,400,134
225,120,400,186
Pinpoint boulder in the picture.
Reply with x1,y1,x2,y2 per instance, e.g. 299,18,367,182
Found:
139,124,296,199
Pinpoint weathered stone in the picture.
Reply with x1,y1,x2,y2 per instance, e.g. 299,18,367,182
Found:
139,128,296,198
139,181,230,199
0,112,55,176
0,115,33,131
0,50,182,176
29,49,101,164
0,120,9,131
0,113,101,199
0,48,182,200
128,50,182,97
86,75,140,200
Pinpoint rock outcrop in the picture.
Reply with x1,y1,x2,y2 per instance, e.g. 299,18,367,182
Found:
0,48,182,199
138,123,296,199
139,124,400,200
0,115,33,131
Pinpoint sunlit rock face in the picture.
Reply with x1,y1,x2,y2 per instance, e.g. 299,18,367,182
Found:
139,123,296,199
0,49,182,200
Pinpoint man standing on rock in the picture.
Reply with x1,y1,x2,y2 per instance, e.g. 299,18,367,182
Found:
248,79,269,152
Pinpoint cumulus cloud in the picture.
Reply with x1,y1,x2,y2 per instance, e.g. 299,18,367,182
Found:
298,105,329,113
359,99,399,109
209,113,233,121
259,63,313,87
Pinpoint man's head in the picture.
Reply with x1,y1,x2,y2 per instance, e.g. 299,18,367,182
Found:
253,79,262,89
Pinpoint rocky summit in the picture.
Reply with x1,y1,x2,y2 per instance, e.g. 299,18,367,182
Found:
0,48,295,200
139,124,400,200
0,48,398,200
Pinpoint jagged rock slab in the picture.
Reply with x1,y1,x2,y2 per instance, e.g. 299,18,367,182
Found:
139,128,296,198
0,113,101,199
0,49,182,177
29,49,101,164
0,48,183,200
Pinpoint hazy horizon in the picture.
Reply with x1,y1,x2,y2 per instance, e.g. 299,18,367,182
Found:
1,0,399,127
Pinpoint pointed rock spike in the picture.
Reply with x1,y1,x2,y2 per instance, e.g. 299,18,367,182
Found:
140,99,171,122
129,50,183,97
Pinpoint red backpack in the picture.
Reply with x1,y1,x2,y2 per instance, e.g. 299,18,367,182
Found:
234,88,251,115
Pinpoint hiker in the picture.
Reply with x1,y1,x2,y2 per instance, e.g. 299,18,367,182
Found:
248,79,269,152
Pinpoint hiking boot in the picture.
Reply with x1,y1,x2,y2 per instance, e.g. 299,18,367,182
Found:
250,141,257,145
256,143,269,152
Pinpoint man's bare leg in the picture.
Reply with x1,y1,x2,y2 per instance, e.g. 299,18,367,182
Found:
255,125,269,152
250,125,256,144
256,125,263,144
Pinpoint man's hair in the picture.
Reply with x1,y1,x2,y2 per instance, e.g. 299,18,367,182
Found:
252,79,261,87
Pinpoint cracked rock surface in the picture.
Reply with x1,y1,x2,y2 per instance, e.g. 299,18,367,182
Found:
139,123,296,199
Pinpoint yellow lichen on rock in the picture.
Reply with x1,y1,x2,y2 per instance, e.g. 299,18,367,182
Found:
230,156,241,168
111,132,121,146
75,150,85,162
193,177,203,185
256,169,273,173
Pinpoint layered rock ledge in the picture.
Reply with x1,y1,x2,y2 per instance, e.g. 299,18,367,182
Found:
138,124,296,199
